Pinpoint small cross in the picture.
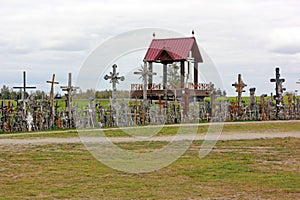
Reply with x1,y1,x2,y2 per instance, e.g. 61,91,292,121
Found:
134,62,157,102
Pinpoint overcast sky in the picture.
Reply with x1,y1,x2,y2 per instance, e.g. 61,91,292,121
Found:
0,0,300,96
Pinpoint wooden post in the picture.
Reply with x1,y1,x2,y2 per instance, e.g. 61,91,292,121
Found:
148,62,153,89
180,61,185,89
194,61,198,89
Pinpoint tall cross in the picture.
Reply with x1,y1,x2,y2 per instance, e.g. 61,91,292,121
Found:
133,62,157,103
104,64,125,125
60,73,79,124
232,74,247,115
270,67,286,118
13,71,36,116
46,74,59,124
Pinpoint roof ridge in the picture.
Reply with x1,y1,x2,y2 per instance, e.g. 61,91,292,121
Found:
152,37,195,41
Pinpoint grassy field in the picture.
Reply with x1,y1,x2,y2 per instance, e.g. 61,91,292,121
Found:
1,121,300,139
0,136,299,199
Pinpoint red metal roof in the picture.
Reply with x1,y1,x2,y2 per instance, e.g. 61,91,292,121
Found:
144,37,203,63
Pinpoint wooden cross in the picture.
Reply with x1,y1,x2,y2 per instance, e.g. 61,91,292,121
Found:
232,74,247,114
13,71,36,116
46,74,59,106
60,73,79,124
133,62,157,102
46,74,59,125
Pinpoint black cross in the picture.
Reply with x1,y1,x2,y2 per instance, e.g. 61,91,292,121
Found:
13,71,36,101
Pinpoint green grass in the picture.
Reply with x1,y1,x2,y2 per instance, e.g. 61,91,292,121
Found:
1,121,300,139
0,137,299,199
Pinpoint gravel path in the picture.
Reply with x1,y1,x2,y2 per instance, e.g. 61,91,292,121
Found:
1,131,299,145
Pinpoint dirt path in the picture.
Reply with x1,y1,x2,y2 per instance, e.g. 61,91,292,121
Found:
1,131,299,145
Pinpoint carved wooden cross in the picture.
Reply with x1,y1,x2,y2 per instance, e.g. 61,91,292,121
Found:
60,73,79,123
133,62,156,102
232,74,247,114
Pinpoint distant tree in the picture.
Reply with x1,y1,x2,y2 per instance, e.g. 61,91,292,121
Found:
34,90,47,99
0,85,11,99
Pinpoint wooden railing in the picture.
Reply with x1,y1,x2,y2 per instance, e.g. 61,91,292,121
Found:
131,83,213,91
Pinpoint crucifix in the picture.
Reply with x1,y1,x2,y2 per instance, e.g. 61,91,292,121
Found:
104,64,125,124
232,74,247,115
13,71,36,116
133,62,157,104
46,74,59,126
60,73,79,126
270,67,285,118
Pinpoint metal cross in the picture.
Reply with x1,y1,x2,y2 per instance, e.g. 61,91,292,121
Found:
232,74,247,115
270,67,286,118
104,64,125,125
13,71,36,116
60,73,79,124
134,62,157,102
104,64,125,105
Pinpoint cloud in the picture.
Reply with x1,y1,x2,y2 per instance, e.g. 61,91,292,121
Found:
268,27,300,54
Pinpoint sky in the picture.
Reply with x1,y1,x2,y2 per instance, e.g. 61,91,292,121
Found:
0,0,300,96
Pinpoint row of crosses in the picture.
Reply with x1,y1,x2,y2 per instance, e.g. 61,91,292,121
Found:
12,71,78,125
